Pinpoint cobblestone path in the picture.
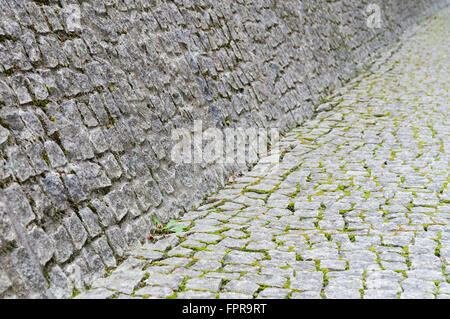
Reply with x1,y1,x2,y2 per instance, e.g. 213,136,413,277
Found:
76,8,450,299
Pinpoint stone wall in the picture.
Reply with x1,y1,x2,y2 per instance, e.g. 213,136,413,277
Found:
0,0,448,298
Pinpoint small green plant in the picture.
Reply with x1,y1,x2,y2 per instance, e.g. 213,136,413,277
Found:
163,220,188,233
153,216,187,234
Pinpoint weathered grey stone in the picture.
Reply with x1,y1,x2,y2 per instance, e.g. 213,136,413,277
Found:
364,289,399,299
241,274,287,288
131,247,165,261
0,270,12,295
63,212,88,251
320,260,347,271
27,226,55,266
74,288,116,299
191,259,222,272
1,0,449,299
135,286,174,298
44,141,67,168
246,240,277,251
159,257,192,267
148,236,180,252
105,226,128,257
3,183,35,227
48,265,72,299
62,174,87,203
205,272,241,281
224,280,260,295
291,272,324,291
22,142,48,175
188,233,223,243
7,147,34,182
90,199,116,228
98,153,122,180
0,125,10,145
133,177,163,211
291,291,322,299
42,172,69,211
92,268,145,294
10,74,32,104
26,73,47,100
402,278,436,293
91,236,116,268
224,250,264,264
81,245,106,279
0,201,16,250
400,291,435,299
0,80,15,107
89,127,109,154
104,189,128,222
52,226,74,263
78,207,102,238
267,250,296,262
167,245,193,257
57,119,94,160
257,288,290,299
146,273,184,290
177,291,217,299
11,247,48,294
325,288,361,299
219,292,253,299
185,277,222,292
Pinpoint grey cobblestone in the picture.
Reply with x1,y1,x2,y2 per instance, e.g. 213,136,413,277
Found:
177,291,217,299
135,286,174,298
91,269,146,295
74,288,116,300
2,0,449,299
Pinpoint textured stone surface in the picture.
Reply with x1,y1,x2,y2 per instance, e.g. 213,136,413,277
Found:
70,7,450,299
0,0,448,298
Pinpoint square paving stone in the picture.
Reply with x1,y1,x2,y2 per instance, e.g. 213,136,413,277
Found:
177,291,217,299
324,288,361,299
363,289,399,299
240,274,288,288
134,286,173,298
190,259,222,271
223,280,260,295
185,277,222,292
290,291,322,299
146,273,185,290
290,272,323,291
256,288,290,299
320,260,347,270
219,292,253,299
74,288,116,299
91,270,146,294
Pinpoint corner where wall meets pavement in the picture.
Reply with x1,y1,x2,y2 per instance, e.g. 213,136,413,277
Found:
0,0,448,298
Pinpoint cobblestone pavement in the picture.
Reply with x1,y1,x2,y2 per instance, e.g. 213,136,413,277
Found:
75,8,450,299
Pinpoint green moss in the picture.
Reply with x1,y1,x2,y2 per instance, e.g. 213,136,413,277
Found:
287,202,295,212
283,278,291,289
245,188,271,195
435,244,442,257
71,288,81,299
33,99,50,108
0,34,18,42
